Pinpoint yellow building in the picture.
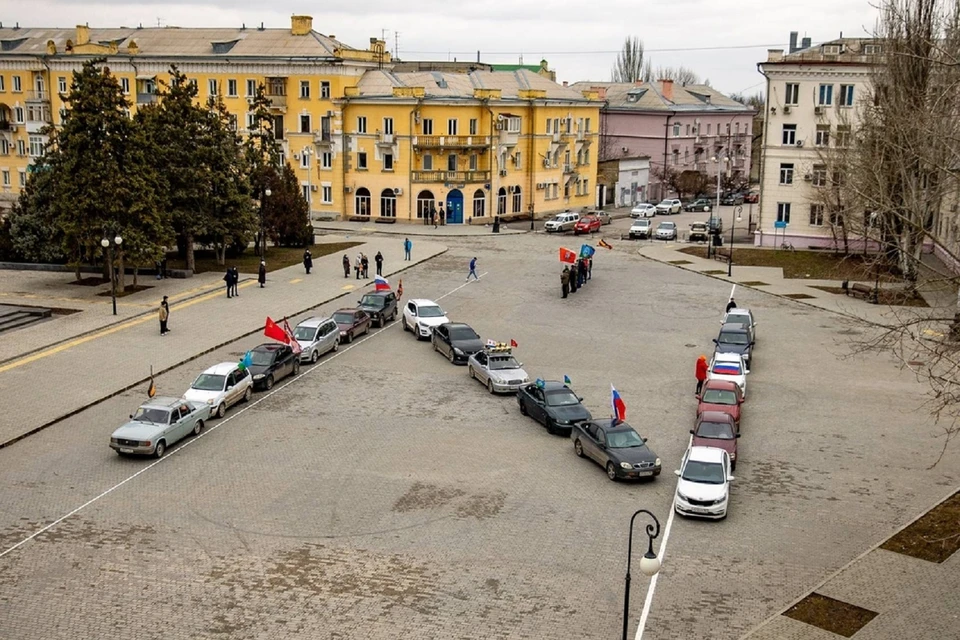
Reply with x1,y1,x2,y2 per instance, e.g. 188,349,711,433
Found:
0,17,599,223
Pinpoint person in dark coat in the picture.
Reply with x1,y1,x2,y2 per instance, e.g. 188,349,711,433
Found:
258,261,266,288
303,250,313,274
438,203,446,226
158,296,170,335
375,251,384,276
586,257,592,280
231,267,240,297
342,254,350,278
361,254,370,279
569,263,579,293
223,268,234,298
561,267,570,299
726,298,737,313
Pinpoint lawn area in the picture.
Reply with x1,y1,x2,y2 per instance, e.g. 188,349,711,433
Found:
679,246,902,281
166,242,362,275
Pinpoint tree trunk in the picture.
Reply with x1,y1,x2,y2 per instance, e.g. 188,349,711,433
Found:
133,265,139,288
185,232,196,273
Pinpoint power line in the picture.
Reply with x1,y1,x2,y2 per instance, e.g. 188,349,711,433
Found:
401,42,800,56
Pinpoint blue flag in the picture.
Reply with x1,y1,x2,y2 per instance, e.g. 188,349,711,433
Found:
564,375,572,385
241,351,253,370
580,244,596,258
535,378,545,389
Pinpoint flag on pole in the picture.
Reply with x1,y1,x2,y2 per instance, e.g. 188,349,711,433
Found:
598,238,613,250
397,279,404,300
264,317,290,344
147,366,156,398
374,275,390,291
611,384,626,423
241,351,253,369
281,318,302,354
559,247,578,264
510,339,518,348
579,244,596,258
563,375,572,385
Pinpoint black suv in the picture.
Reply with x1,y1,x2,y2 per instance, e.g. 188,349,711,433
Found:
720,192,745,206
713,322,754,371
357,291,398,327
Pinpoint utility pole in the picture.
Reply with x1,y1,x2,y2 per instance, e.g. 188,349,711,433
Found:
394,31,400,60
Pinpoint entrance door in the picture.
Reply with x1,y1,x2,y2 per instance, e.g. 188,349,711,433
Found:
446,189,464,224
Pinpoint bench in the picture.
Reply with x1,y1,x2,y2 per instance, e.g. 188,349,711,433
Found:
845,282,877,303
715,249,731,261
373,217,396,224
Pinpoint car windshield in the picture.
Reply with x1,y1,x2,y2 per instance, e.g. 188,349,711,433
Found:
488,356,520,370
250,350,275,366
682,460,726,484
192,374,226,391
545,389,580,407
712,360,742,375
293,326,317,341
659,223,675,229
634,221,649,227
718,331,749,345
702,389,737,405
607,430,646,448
418,305,445,318
133,407,170,424
697,422,735,439
333,312,355,324
658,201,672,205
449,327,478,340
360,295,384,308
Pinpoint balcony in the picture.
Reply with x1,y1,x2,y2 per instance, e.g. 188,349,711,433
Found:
563,163,574,174
412,170,491,184
26,90,49,103
412,135,490,148
137,93,158,105
499,129,519,147
377,132,395,146
314,130,333,146
266,94,286,109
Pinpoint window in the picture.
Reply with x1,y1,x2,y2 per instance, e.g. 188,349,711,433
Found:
189,78,198,92
584,149,590,165
506,116,521,133
514,152,521,169
839,84,854,107
322,185,332,204
227,79,237,97
726,123,731,135
355,188,370,216
585,117,591,133
776,202,791,224
13,107,23,124
512,186,522,213
227,114,237,131
473,189,485,217
208,79,218,97
380,188,397,218
1,170,8,185
0,139,8,154
28,135,43,157
823,44,841,55
13,76,22,92
19,169,26,187
17,139,26,156
829,210,845,226
836,125,852,147
423,154,433,171
779,163,794,185
357,152,367,169
672,149,680,165
864,44,882,55
300,151,310,168
785,83,799,105
300,114,311,133
469,154,478,171
320,81,330,99
447,154,457,171
685,124,691,136
380,117,393,135
302,185,311,203
0,76,4,92
246,79,257,97
321,151,332,169
469,118,478,135
300,80,310,99
818,84,833,106
497,187,507,215
782,124,797,145
707,123,713,135
416,190,435,218
447,118,458,135
815,125,830,147
811,164,827,186
357,116,367,134
422,118,433,135
56,76,67,94
673,123,680,137
383,154,394,171
809,204,824,226
546,119,552,134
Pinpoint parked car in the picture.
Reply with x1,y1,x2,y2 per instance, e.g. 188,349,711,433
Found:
402,298,450,339
247,343,300,390
743,190,759,204
721,192,745,206
293,316,341,363
431,322,483,364
674,446,735,519
587,210,612,225
629,218,653,239
544,212,580,232
655,221,677,240
517,380,592,435
697,379,743,429
691,412,740,469
631,203,657,218
110,397,211,458
722,308,757,343
467,346,530,394
333,308,372,343
683,198,713,212
357,290,398,328
571,419,662,481
707,215,724,234
573,215,602,235
689,222,710,243
707,352,747,397
655,199,682,215
183,362,253,418
714,323,754,372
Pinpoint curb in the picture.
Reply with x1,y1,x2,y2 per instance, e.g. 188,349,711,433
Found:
0,250,447,451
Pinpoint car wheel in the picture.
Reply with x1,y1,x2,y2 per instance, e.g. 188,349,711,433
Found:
154,440,166,459
606,462,618,481
468,367,475,379
402,317,408,332
310,350,319,364
216,403,226,418
243,387,252,403
487,379,495,394
293,361,300,376
346,331,353,344
519,399,528,416
332,340,339,353
545,418,557,435
193,419,204,437
448,349,455,364
265,375,274,391
574,439,584,457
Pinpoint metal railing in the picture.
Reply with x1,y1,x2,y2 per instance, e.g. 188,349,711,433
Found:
411,170,491,183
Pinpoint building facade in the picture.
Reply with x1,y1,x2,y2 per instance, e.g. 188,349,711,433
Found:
570,80,755,202
0,19,597,222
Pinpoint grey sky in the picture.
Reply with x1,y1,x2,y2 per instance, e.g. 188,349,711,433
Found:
3,0,878,96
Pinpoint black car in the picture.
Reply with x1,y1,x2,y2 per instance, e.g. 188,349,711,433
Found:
432,322,484,364
358,290,398,328
713,322,754,371
517,381,592,435
571,419,662,481
720,192,745,205
248,343,300,390
683,198,713,212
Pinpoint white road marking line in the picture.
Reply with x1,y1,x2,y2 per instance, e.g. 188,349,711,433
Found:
0,275,478,561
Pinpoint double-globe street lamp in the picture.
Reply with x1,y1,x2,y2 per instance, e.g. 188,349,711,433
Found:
100,235,123,316
259,187,272,257
622,509,662,640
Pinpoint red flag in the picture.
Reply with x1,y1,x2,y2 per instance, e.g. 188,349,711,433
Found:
598,238,613,250
510,339,518,348
281,318,301,354
559,247,578,264
264,317,290,344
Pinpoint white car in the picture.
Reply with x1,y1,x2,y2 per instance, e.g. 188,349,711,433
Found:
467,347,530,394
629,218,653,239
631,203,657,218
722,307,757,343
543,212,580,232
293,316,341,363
655,199,682,215
707,352,747,397
655,221,677,240
402,299,449,339
183,362,253,418
674,446,734,519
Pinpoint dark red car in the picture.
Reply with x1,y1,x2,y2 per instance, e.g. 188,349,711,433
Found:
697,379,743,428
573,215,602,235
743,190,759,204
332,308,371,343
691,411,740,469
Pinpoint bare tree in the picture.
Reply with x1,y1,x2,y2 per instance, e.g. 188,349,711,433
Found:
611,36,649,83
646,65,701,85
729,91,765,109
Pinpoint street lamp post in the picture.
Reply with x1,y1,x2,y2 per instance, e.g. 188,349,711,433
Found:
101,235,123,316
728,206,743,277
621,509,662,640
712,155,728,213
259,187,272,257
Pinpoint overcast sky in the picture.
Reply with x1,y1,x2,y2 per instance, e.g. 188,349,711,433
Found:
4,0,878,96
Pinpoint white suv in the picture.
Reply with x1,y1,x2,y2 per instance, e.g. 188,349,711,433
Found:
402,299,450,339
655,199,682,215
674,446,734,519
544,212,580,233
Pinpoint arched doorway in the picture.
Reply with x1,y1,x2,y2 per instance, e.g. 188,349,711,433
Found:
472,189,486,219
380,188,397,218
446,189,464,224
416,190,435,219
354,187,370,217
497,187,507,215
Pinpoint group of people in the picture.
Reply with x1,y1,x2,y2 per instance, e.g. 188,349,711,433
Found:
422,204,447,228
221,261,267,297
559,257,593,298
343,251,384,279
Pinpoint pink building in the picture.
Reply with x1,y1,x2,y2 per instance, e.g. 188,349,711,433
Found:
570,80,756,201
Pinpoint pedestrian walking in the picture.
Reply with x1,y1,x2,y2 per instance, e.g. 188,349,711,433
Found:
438,203,446,226
695,355,709,395
561,266,570,298
361,254,370,279
303,249,313,274
223,267,234,298
231,266,240,296
569,263,579,293
158,296,170,335
355,254,362,279
466,257,479,281
726,298,737,313
342,254,350,278
403,238,412,261
375,251,384,276
258,261,266,288
155,260,163,280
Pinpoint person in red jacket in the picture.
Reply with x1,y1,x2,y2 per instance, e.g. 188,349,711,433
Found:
695,355,709,395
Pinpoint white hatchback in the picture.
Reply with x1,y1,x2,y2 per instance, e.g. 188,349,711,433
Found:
183,362,253,418
707,352,747,397
674,446,734,519
402,299,449,339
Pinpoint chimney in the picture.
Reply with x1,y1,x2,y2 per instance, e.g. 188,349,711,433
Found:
767,49,784,62
801,36,812,49
596,86,607,100
789,31,798,53
75,24,90,46
291,15,313,36
659,78,674,101
562,81,568,87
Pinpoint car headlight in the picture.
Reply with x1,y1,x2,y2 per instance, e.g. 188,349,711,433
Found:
453,347,464,355
253,374,264,380
730,452,737,459
206,399,214,404
620,462,633,470
655,458,661,467
339,331,346,336
676,491,690,502
110,438,118,444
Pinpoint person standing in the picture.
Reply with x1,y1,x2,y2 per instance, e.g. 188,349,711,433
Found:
223,267,234,298
361,254,370,279
158,296,170,335
342,254,351,278
561,266,570,299
258,261,266,288
695,355,709,395
586,257,592,280
569,262,579,294
160,256,168,279
375,251,384,276
355,254,362,279
430,206,437,229
231,266,240,297
438,203,446,226
466,257,479,281
303,250,313,275
404,238,412,261
155,260,163,281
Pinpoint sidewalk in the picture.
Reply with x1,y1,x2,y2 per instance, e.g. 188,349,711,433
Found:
0,237,447,448
314,220,527,237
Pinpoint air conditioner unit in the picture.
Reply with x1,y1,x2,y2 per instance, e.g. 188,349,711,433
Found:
783,106,792,114
796,140,804,147
497,114,506,122
310,185,318,191
495,122,504,131
814,106,824,115
293,153,300,160
344,186,353,193
393,188,403,195
536,182,545,189
804,174,813,182
499,169,508,176
542,158,550,168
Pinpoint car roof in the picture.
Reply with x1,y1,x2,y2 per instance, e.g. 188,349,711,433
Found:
698,411,736,424
443,322,474,330
334,307,362,313
688,446,726,463
703,379,739,391
140,397,183,409
203,362,240,375
252,343,286,352
410,298,439,306
537,381,571,391
658,221,676,225
725,308,752,316
591,418,638,433
719,323,748,332
297,316,332,328
713,352,742,362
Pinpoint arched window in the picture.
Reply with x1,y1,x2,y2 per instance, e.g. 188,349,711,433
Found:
380,188,397,218
416,190,435,219
355,187,370,216
497,187,507,215
472,189,486,218
512,186,522,213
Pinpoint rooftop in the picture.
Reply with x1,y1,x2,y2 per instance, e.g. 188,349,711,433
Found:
570,80,753,113
354,69,591,102
765,37,882,65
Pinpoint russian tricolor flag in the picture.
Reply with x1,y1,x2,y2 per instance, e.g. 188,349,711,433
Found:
713,363,742,375
611,384,626,423
374,275,390,291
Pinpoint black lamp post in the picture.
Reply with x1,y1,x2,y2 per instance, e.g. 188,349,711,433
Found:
101,235,123,316
621,509,662,640
728,205,743,277
259,187,272,257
